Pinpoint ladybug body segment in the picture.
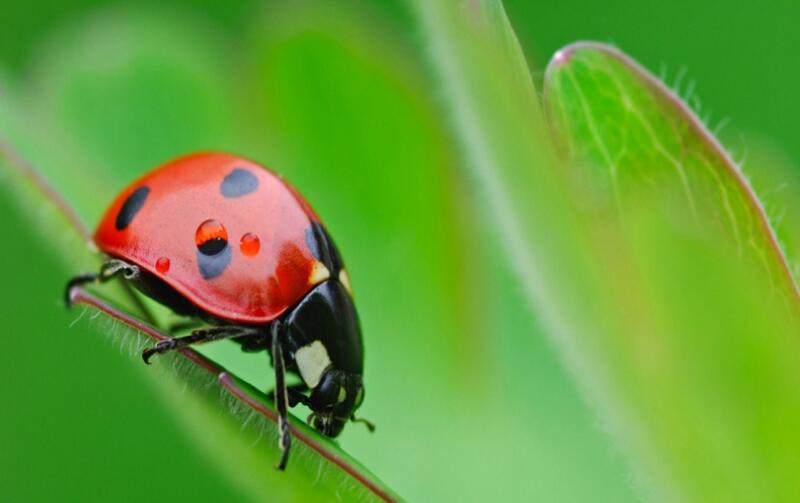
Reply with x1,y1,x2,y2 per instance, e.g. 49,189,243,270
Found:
67,152,370,469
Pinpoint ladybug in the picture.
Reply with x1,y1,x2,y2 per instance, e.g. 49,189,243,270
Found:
66,152,372,469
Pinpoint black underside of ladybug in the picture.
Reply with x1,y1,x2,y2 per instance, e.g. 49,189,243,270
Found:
128,265,363,376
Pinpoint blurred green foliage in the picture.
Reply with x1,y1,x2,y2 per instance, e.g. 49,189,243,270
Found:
543,43,800,501
2,1,799,502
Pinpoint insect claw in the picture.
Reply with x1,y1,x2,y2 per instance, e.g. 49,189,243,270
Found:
276,447,290,471
141,348,156,364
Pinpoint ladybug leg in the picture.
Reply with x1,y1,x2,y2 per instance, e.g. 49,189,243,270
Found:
167,319,204,335
141,326,259,364
271,321,292,471
65,259,140,306
287,385,311,407
267,383,310,408
64,273,99,305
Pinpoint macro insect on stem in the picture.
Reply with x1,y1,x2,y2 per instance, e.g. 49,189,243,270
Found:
65,152,374,469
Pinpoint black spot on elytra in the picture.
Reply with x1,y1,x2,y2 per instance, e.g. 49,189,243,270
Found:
220,168,259,198
197,244,231,279
115,186,150,230
305,221,343,274
198,237,227,256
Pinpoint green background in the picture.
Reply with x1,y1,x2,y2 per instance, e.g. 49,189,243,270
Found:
1,1,797,501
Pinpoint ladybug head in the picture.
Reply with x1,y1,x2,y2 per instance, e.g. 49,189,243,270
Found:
307,369,365,437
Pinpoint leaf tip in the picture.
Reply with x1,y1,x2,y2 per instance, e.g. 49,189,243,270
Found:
545,41,620,77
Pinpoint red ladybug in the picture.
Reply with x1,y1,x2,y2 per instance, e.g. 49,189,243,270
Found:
66,152,371,469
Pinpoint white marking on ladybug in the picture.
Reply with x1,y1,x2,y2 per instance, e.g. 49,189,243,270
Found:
295,340,332,388
339,269,353,295
308,260,330,285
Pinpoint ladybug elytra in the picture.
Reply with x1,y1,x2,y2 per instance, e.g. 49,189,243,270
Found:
66,152,372,469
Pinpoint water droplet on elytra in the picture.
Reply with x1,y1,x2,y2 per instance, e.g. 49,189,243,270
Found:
156,256,171,273
240,233,260,256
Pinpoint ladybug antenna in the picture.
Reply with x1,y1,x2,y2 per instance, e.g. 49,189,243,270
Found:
350,415,376,433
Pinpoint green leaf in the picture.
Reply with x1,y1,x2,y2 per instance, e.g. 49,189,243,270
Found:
415,2,800,501
410,0,652,499
411,0,609,345
542,43,800,500
544,42,799,301
0,6,398,501
743,136,800,286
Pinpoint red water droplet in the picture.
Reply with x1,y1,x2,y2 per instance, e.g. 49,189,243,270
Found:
240,233,261,256
196,219,228,247
156,257,171,273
